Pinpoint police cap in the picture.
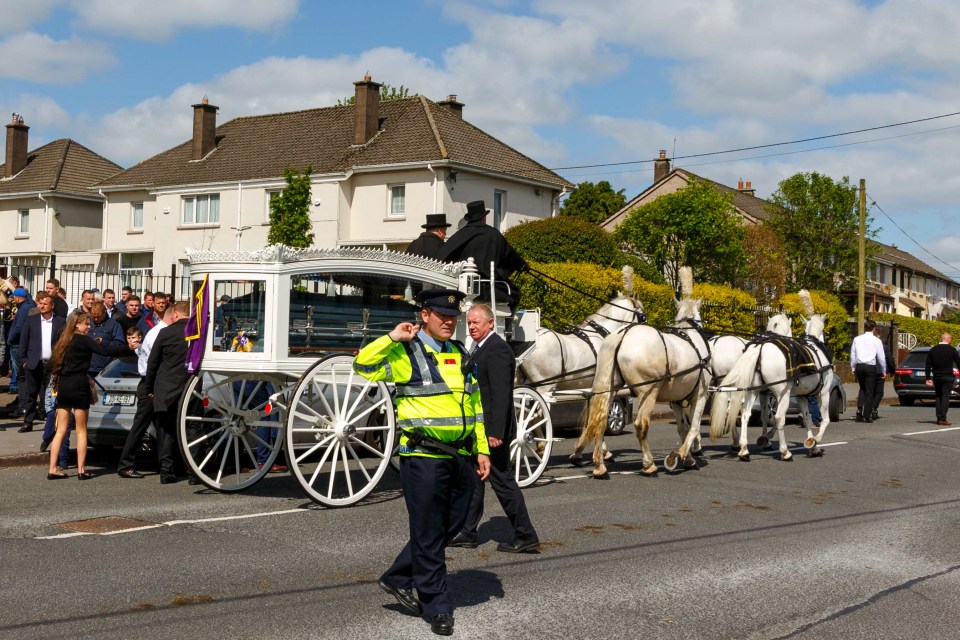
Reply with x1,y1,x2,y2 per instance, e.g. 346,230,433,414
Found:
417,288,466,315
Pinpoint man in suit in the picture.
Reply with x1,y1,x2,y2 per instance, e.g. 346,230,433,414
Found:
405,214,451,259
145,301,193,484
45,279,68,318
924,333,960,426
18,292,65,433
870,338,896,420
850,319,885,423
439,200,529,311
450,303,539,553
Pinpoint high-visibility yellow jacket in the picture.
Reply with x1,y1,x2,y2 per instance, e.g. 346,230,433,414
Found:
354,334,489,458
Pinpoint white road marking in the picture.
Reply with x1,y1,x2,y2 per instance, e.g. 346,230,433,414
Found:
788,441,848,451
901,426,960,436
35,507,309,540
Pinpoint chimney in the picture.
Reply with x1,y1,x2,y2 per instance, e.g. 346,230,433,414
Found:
438,94,464,119
353,74,382,145
738,180,755,196
191,97,218,160
653,149,671,183
5,114,29,178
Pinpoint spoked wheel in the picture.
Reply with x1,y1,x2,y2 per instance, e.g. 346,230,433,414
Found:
285,354,396,507
178,372,291,491
511,386,553,488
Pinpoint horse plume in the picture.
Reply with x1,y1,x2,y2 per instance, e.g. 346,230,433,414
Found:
798,289,815,316
679,266,693,299
621,265,634,295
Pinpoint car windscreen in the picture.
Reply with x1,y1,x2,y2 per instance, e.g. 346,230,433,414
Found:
99,357,140,378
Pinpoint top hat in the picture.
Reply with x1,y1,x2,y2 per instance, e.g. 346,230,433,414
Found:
417,288,466,315
422,213,452,229
464,200,488,222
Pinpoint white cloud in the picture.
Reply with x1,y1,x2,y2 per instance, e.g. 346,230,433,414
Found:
0,0,62,36
71,0,300,41
0,32,115,84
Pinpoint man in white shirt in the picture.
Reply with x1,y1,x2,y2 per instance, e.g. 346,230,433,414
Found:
850,319,885,423
117,305,172,478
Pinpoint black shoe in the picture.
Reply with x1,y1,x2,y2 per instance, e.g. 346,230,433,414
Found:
863,418,873,423
118,469,145,479
39,439,49,453
854,414,863,423
377,579,422,615
159,476,179,485
77,472,94,480
17,424,32,433
430,612,454,636
496,539,540,554
47,472,68,480
4,398,18,407
448,532,479,549
871,412,879,420
187,476,202,486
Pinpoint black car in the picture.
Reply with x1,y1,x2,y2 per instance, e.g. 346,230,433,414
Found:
893,346,960,405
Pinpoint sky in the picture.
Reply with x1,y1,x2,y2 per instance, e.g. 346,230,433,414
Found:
3,0,960,277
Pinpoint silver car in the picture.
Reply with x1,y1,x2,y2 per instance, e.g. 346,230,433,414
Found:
87,357,153,448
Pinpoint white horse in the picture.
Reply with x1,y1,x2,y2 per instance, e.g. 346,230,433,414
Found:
575,295,711,477
710,303,833,461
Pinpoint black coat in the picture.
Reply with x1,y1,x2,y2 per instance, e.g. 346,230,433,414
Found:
925,343,960,379
145,318,191,412
20,313,65,370
438,221,528,281
405,231,445,259
473,332,517,442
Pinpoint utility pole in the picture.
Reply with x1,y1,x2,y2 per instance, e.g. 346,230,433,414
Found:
858,178,866,334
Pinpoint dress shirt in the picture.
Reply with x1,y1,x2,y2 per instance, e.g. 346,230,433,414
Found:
850,331,886,375
137,319,168,376
40,314,54,361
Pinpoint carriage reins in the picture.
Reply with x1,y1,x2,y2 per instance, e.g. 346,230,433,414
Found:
711,333,834,394
528,266,648,324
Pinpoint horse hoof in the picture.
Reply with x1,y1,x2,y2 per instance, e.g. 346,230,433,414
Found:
592,471,610,480
664,452,680,472
683,459,699,470
806,446,824,458
780,453,793,462
738,453,750,462
756,436,769,448
804,437,816,448
603,452,614,462
641,466,658,477
569,456,584,468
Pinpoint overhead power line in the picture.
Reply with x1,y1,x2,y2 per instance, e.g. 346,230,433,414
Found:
867,194,960,280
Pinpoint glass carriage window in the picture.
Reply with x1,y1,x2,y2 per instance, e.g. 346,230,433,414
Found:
214,279,267,353
286,272,425,358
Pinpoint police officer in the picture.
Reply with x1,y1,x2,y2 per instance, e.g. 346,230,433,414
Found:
354,288,490,636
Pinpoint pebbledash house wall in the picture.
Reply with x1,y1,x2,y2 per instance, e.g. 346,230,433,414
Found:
4,194,102,258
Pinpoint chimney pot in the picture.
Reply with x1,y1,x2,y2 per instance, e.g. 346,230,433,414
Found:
659,149,667,159
745,181,751,189
5,115,29,178
653,150,671,184
738,180,744,189
438,94,465,119
191,99,218,160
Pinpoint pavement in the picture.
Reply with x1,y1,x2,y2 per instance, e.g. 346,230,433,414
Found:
0,374,899,468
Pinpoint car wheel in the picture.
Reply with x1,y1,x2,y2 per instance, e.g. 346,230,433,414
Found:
899,395,915,406
829,387,842,422
605,398,629,436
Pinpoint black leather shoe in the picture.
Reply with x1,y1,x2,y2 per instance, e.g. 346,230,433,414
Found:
39,439,49,453
497,539,540,554
159,476,179,485
187,476,202,485
854,414,863,423
377,579,422,615
430,612,454,636
448,532,479,548
17,424,33,433
118,469,145,479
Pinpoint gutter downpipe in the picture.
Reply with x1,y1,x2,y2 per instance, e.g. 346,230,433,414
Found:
98,189,109,267
37,192,50,255
553,187,567,218
427,164,438,215
236,182,243,251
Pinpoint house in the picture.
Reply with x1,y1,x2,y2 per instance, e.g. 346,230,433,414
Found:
858,241,960,320
93,76,574,298
0,115,122,292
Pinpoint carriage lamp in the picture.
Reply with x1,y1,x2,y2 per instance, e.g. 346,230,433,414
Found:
326,274,336,297
403,281,413,302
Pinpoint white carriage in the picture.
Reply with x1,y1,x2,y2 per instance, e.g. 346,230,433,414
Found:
178,245,554,507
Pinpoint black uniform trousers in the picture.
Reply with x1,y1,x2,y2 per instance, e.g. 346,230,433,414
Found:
462,443,537,543
382,454,473,620
117,377,154,472
21,361,49,427
154,407,187,480
855,363,879,420
933,376,953,421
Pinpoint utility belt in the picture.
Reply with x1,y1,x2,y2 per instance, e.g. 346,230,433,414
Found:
404,429,472,457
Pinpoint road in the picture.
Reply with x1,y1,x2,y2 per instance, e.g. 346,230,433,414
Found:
2,404,959,639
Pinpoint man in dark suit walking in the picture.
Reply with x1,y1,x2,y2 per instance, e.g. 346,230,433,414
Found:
405,214,450,259
450,303,539,553
145,301,192,484
18,292,65,433
924,333,960,425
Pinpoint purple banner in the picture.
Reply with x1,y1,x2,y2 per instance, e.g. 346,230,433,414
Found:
184,274,209,374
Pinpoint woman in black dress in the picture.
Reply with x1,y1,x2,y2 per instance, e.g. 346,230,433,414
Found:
47,312,134,479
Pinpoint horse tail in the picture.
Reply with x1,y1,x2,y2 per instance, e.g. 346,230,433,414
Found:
585,332,625,444
709,345,762,439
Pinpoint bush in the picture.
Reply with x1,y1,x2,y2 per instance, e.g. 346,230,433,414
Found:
875,313,958,348
693,283,757,335
777,290,851,355
506,216,620,265
516,262,625,330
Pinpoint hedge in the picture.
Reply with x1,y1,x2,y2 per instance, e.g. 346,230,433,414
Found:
875,313,957,348
693,283,757,335
777,290,851,355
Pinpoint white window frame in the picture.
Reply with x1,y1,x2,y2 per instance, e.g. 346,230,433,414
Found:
493,190,505,230
388,184,405,218
265,190,282,222
182,193,220,226
131,202,144,231
17,209,29,235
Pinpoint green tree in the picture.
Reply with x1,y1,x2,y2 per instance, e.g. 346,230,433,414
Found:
766,172,874,292
337,84,414,106
267,166,314,248
613,179,747,291
558,180,627,223
738,223,788,305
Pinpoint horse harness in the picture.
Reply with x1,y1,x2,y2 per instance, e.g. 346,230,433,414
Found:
739,332,834,394
519,322,615,388
614,320,713,401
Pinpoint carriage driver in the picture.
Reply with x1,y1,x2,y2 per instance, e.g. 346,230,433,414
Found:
353,288,490,636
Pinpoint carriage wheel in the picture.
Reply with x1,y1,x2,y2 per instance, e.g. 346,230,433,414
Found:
178,372,290,491
511,386,553,488
285,354,396,507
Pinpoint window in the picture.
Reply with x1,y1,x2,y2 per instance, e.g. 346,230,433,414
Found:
17,209,29,235
214,280,266,353
493,190,505,229
183,194,220,225
265,190,281,221
131,202,144,230
388,185,405,217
